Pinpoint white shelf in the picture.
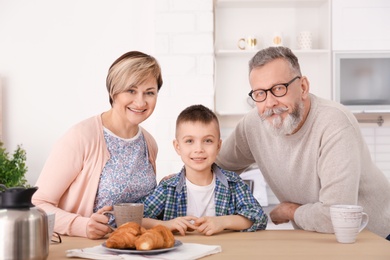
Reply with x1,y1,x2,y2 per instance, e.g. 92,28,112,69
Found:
214,0,332,115
215,49,330,57
216,0,328,8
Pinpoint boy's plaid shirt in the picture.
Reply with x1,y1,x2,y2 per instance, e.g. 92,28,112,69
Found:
143,164,268,231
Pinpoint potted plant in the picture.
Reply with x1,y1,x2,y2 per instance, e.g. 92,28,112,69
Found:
0,142,29,188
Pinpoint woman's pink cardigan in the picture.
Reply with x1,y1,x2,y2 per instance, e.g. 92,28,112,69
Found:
32,115,157,237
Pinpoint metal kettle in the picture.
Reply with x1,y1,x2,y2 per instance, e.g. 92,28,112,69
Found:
0,184,49,260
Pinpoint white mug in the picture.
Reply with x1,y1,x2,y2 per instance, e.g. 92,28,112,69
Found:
46,212,55,240
103,203,144,230
330,205,369,243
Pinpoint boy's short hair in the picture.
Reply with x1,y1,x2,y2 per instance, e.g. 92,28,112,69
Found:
176,104,220,136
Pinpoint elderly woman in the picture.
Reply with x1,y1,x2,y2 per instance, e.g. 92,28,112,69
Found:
32,51,163,239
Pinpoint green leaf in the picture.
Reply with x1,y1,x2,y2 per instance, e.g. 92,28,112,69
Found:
0,142,29,188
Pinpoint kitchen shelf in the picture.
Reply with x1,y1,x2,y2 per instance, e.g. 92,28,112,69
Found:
214,0,332,115
216,49,330,57
216,0,328,8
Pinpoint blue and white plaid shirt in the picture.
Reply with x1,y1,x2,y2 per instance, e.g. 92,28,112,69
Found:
143,163,268,232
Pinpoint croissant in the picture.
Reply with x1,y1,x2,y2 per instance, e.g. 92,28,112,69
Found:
135,225,175,251
105,222,146,249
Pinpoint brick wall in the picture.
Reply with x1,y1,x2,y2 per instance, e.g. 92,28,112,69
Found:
143,0,214,181
361,126,390,180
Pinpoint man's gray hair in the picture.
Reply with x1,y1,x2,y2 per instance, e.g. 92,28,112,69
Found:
249,46,302,76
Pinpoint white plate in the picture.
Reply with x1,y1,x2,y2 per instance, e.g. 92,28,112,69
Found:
102,240,182,255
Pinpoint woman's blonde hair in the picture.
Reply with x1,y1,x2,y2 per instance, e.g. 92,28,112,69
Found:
106,51,163,106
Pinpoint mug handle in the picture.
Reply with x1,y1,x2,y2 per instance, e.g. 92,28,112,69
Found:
102,211,116,231
237,38,246,50
359,212,369,232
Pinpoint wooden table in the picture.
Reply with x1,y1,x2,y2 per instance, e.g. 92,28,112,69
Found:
49,229,390,260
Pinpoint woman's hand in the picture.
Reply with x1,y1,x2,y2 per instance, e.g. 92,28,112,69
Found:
86,205,113,239
160,173,176,182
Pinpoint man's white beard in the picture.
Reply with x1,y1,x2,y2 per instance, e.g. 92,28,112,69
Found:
261,102,304,136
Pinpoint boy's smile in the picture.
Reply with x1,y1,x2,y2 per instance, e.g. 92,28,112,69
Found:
173,121,221,182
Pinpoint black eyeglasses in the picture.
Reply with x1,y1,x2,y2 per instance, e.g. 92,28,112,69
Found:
248,76,301,102
51,232,62,244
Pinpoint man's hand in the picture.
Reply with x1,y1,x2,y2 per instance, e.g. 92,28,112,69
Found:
270,202,301,225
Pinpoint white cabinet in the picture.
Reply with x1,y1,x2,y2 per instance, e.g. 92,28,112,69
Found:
332,0,390,51
332,0,390,114
214,0,332,115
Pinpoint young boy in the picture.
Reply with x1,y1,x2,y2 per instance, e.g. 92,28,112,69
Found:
142,104,268,236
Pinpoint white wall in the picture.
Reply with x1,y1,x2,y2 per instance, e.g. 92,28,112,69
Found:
1,0,387,193
0,0,215,185
148,0,214,182
0,0,156,185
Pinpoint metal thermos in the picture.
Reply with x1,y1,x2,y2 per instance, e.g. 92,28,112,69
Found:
0,184,49,260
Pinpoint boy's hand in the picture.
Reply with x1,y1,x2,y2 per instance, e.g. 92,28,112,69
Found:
194,216,225,236
165,216,199,236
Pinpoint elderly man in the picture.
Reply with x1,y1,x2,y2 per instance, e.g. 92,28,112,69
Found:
216,46,390,240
